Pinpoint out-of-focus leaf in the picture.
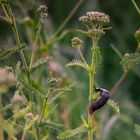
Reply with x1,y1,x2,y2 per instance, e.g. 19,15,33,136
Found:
32,57,48,70
0,45,25,61
0,119,17,140
21,79,45,98
12,103,31,119
57,125,88,139
48,84,72,104
108,99,120,115
120,52,140,68
66,59,90,72
38,120,66,132
134,124,140,137
111,44,123,59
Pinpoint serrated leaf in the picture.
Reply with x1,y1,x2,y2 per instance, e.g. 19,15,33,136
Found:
57,125,88,140
108,99,120,115
48,84,72,104
32,57,48,70
38,120,66,132
134,124,140,137
21,79,45,98
66,59,90,72
120,52,140,68
0,45,25,61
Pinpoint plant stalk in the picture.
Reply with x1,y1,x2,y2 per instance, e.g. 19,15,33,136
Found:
1,4,35,113
88,73,94,140
88,38,97,140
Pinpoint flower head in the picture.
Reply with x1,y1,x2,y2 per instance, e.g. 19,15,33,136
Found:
79,11,110,39
71,37,83,48
86,11,110,25
48,78,59,88
88,29,105,38
38,5,48,18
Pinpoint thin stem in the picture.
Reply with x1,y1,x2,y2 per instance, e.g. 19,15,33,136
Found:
77,48,88,65
132,0,140,15
53,0,84,37
2,4,28,70
88,38,97,140
29,19,42,70
1,4,36,113
88,73,94,140
110,71,128,95
21,129,26,140
1,4,12,23
39,99,47,123
0,14,9,23
39,89,51,124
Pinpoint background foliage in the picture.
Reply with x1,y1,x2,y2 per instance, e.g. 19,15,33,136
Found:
0,0,140,140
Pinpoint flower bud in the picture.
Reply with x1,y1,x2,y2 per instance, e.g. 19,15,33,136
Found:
88,29,105,38
48,78,59,88
71,37,83,48
37,5,48,18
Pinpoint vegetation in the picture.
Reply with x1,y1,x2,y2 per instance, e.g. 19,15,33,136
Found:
0,0,140,140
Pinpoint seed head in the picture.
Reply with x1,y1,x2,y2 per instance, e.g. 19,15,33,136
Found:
48,78,59,88
79,11,110,39
71,37,83,48
79,16,89,25
86,11,110,25
88,29,105,38
38,5,48,18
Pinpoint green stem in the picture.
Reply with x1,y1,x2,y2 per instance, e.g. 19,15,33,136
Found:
88,73,94,140
29,19,42,70
110,71,128,95
39,99,47,123
88,38,97,140
1,4,35,113
39,89,51,124
77,48,89,66
132,0,140,15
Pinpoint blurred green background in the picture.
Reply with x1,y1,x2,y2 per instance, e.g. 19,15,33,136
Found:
0,0,140,140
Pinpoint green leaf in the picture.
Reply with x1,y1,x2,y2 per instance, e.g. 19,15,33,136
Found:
32,57,48,70
80,115,89,128
12,103,31,119
134,124,140,137
48,84,72,104
66,59,90,72
38,120,66,132
57,125,88,139
120,52,140,68
0,119,17,140
108,99,120,115
0,45,25,61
